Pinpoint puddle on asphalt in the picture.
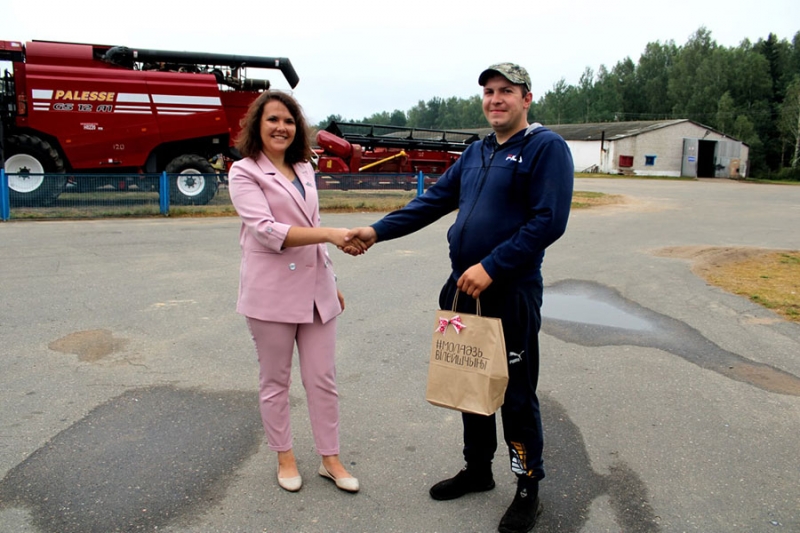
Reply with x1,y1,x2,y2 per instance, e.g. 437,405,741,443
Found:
543,294,653,331
542,280,800,396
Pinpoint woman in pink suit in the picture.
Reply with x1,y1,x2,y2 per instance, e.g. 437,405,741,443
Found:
229,91,364,493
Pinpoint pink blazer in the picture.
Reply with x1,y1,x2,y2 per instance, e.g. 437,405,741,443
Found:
229,153,341,324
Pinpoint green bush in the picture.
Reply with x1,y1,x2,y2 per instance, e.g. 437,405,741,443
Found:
775,167,800,181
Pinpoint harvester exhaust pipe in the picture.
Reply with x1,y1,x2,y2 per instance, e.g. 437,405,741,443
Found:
103,46,300,88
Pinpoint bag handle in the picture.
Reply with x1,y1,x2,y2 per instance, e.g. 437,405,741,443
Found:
452,290,481,316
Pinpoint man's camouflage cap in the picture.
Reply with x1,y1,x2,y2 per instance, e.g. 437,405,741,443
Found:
478,63,531,93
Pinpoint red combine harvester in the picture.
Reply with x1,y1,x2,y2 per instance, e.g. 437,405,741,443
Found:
315,121,479,190
0,39,298,205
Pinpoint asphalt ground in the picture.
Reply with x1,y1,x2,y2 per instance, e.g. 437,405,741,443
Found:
0,178,798,533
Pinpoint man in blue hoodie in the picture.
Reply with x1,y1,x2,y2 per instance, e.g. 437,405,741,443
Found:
345,63,573,533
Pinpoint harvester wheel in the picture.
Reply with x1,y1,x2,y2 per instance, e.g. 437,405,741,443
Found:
4,134,67,206
166,154,218,205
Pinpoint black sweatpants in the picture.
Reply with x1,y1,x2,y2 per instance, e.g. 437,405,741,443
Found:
439,275,544,485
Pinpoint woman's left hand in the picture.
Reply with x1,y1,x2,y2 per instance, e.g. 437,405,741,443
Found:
337,290,345,311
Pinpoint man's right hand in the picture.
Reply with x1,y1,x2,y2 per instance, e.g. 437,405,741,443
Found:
341,227,378,255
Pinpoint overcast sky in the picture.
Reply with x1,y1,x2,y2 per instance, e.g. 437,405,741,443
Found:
1,0,797,124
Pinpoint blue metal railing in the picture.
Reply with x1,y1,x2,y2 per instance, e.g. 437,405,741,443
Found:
159,171,169,215
1,170,431,221
1,169,9,221
1,172,173,220
315,172,439,193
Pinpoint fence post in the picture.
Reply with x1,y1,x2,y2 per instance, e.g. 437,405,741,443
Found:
1,169,9,221
417,170,424,197
159,171,169,216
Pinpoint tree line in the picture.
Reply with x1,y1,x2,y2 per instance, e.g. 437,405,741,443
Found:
316,28,800,178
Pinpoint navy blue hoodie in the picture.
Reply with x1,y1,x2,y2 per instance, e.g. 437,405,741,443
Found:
371,124,574,285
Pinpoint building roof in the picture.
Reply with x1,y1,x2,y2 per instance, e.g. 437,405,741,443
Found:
544,119,691,141
467,119,743,143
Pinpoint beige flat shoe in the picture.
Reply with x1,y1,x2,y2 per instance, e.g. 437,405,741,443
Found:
277,464,302,492
318,464,359,493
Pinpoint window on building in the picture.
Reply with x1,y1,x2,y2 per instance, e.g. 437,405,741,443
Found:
619,155,634,168
645,155,656,166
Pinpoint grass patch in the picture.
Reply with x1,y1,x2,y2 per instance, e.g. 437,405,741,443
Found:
575,172,695,181
702,251,800,322
12,207,161,219
319,190,621,212
571,190,623,209
12,190,162,219
318,190,417,212
736,177,800,186
6,185,622,219
169,205,238,217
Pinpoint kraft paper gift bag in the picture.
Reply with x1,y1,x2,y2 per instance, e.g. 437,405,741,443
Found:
426,295,508,416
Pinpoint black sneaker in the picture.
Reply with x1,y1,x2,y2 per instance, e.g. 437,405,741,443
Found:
429,466,495,501
498,486,543,533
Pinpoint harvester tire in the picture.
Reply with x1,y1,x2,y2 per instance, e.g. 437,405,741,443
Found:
166,154,218,205
4,134,67,206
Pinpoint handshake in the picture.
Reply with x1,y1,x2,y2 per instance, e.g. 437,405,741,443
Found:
328,227,377,256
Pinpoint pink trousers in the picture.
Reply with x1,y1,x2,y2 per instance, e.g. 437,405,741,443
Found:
246,313,339,456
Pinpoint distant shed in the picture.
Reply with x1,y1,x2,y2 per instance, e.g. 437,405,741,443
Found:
470,119,749,178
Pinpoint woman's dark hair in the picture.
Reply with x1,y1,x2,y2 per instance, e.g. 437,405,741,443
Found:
235,90,313,164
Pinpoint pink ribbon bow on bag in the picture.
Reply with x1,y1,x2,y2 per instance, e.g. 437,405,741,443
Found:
436,315,466,334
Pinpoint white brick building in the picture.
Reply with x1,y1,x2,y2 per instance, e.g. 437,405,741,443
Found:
472,119,749,178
